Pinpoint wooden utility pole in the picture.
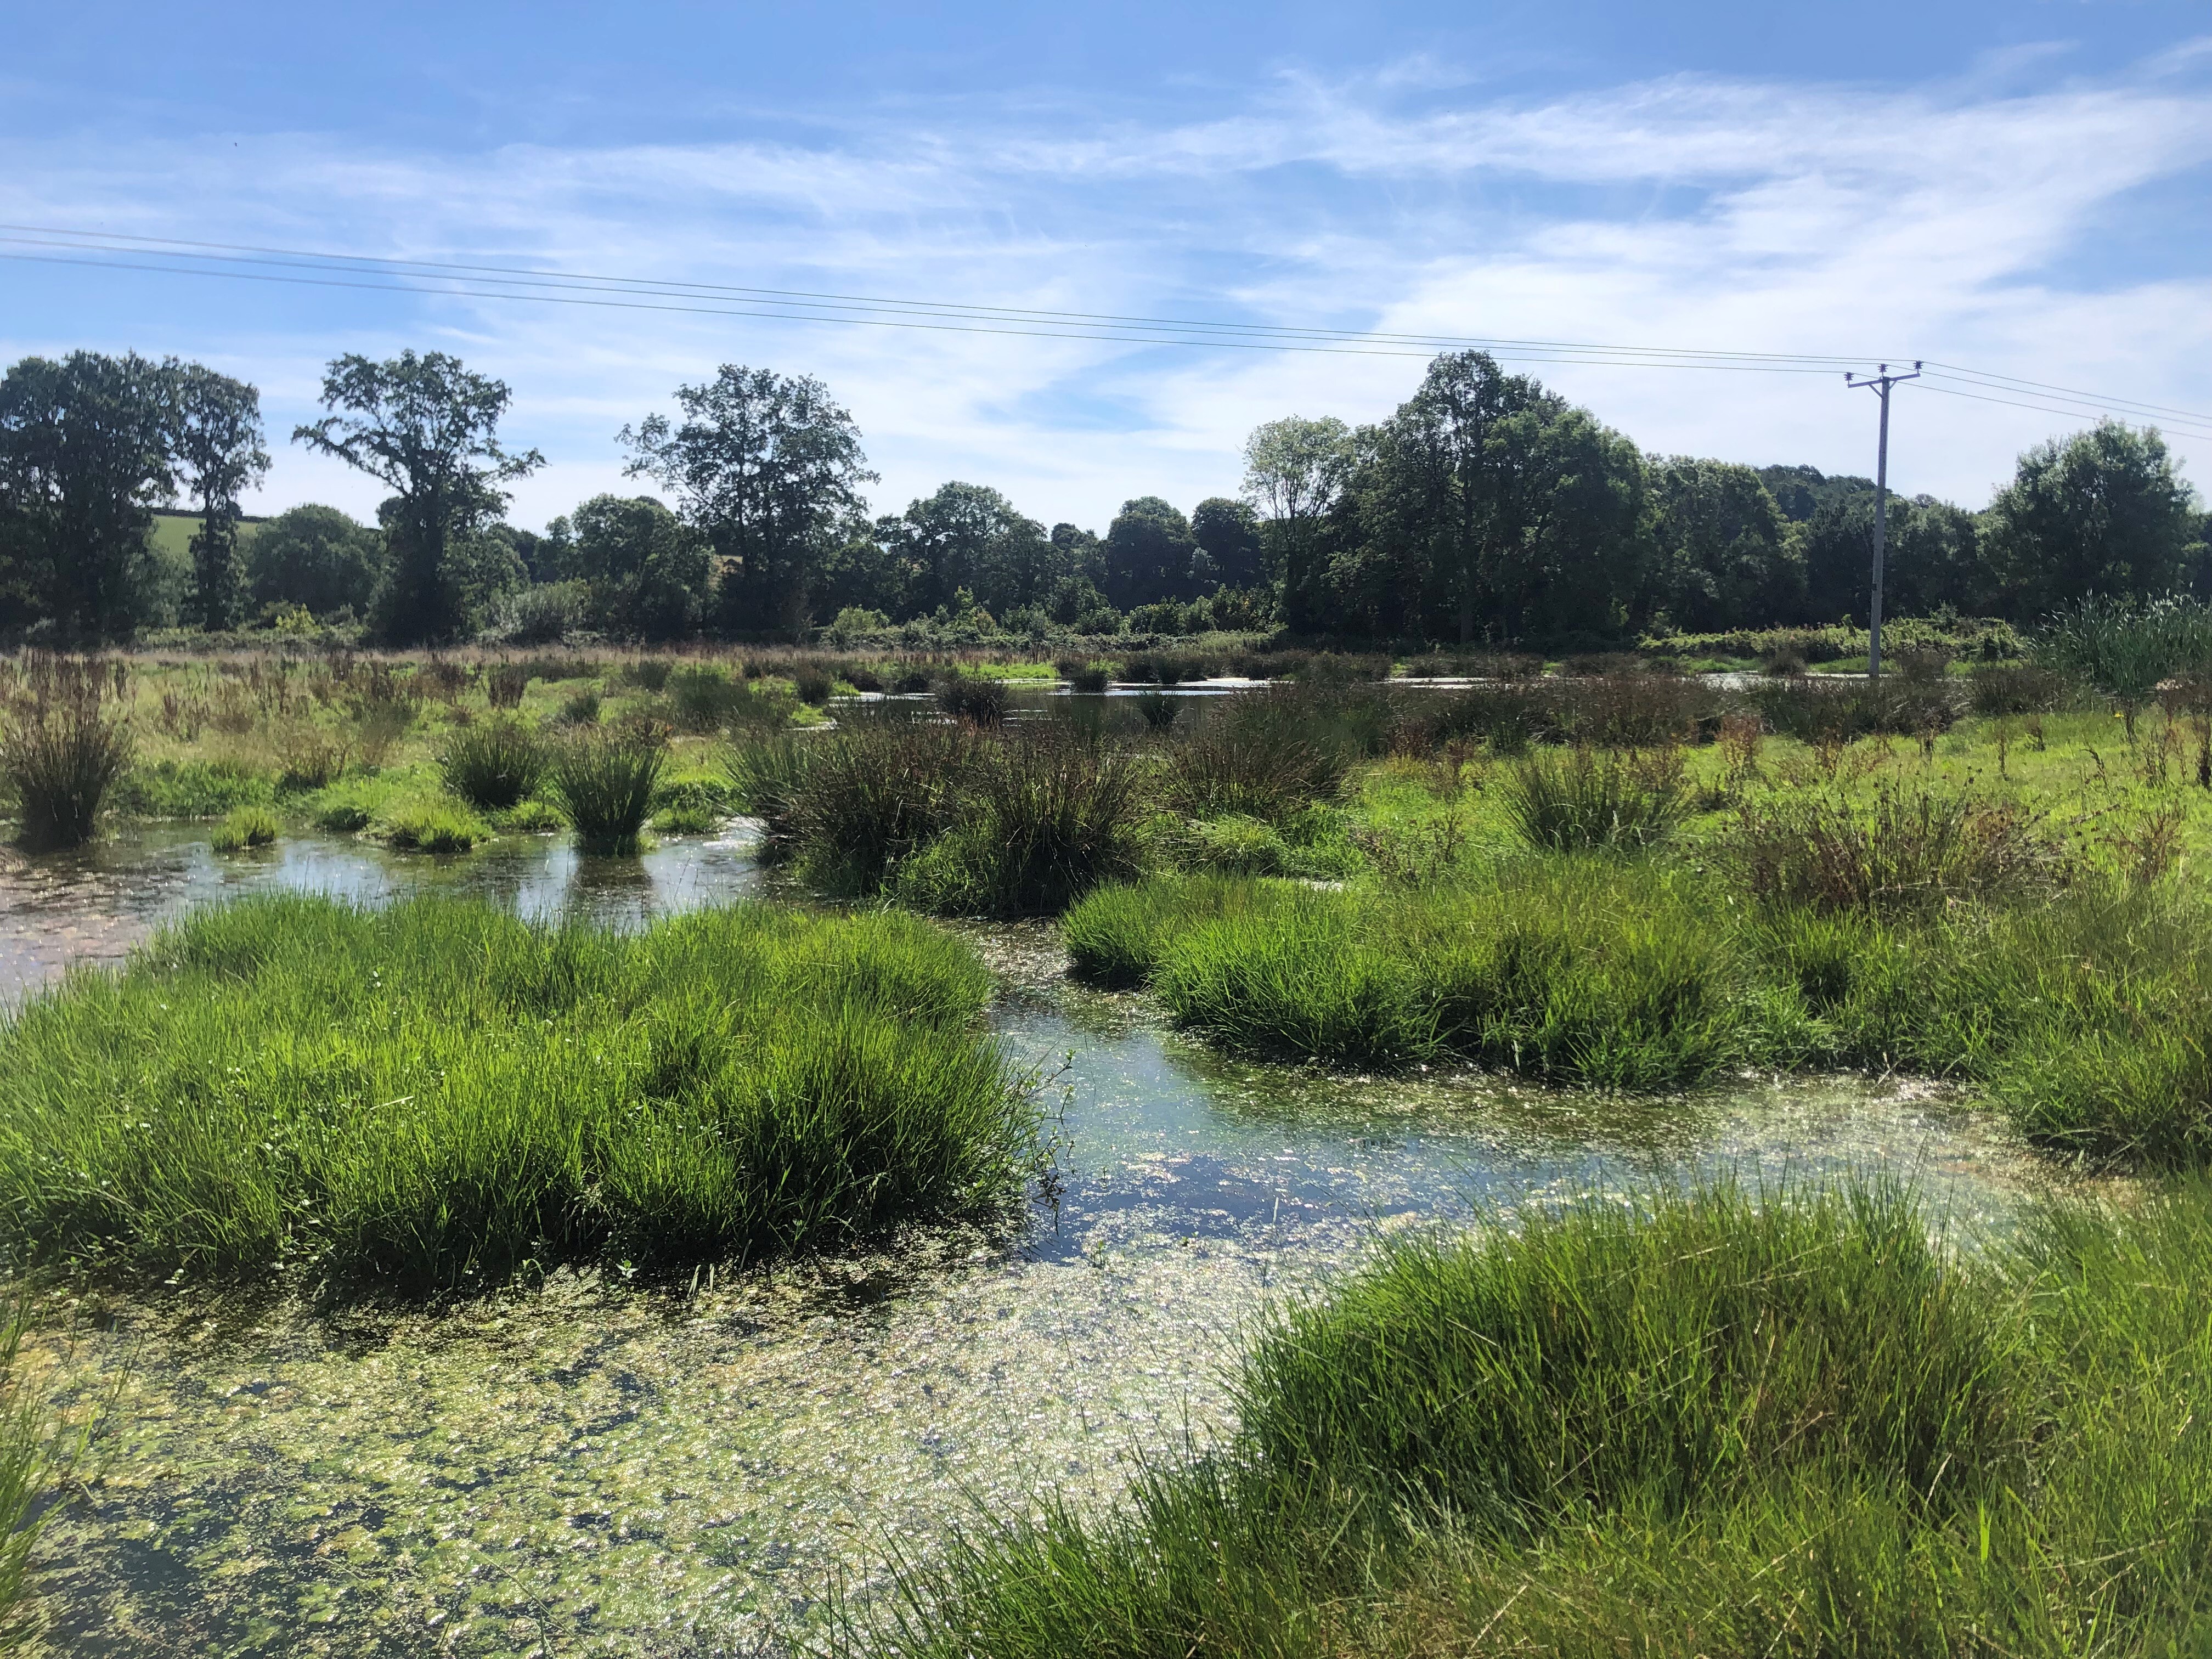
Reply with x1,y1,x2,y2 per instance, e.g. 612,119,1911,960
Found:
1844,360,1922,680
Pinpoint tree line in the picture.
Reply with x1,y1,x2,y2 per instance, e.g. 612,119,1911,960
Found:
2,345,2203,646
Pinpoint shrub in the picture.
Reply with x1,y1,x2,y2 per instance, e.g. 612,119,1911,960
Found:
376,799,490,853
0,659,134,850
1496,745,1688,850
435,714,545,810
1133,689,1179,731
272,720,347,792
210,805,280,853
1752,677,1959,743
495,580,589,645
1969,662,2072,716
1547,674,1720,748
1056,656,1109,693
667,664,744,731
624,658,672,692
0,896,1031,1290
1724,785,2073,912
557,689,601,725
793,663,834,705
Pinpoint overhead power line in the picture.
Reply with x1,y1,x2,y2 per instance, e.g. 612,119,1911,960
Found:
2,222,2205,439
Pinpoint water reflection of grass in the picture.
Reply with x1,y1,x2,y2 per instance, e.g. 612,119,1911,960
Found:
875,1175,2212,1659
0,893,1037,1294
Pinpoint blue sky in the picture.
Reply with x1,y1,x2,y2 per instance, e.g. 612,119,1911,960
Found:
3,1,2208,531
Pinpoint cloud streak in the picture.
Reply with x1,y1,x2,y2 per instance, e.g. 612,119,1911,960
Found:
2,43,2207,528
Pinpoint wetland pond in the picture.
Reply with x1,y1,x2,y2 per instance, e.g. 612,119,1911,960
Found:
4,825,2060,1656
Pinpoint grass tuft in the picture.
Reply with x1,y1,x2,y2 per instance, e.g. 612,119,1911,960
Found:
548,728,666,853
210,804,280,853
435,714,545,810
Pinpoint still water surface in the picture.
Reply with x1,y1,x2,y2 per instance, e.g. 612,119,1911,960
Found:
4,826,2055,1656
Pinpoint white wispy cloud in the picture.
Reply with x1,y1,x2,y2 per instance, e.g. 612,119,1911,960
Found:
2,41,2207,529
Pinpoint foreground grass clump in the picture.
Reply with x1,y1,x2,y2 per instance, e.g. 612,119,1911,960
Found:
1496,744,1687,850
0,894,1031,1290
868,1179,2212,1659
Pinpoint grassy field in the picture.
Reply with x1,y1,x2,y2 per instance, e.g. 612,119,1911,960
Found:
0,893,1037,1293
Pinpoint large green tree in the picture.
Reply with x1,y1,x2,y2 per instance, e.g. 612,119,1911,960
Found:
1191,496,1263,590
0,351,179,639
1362,353,1644,644
246,504,387,618
622,366,874,636
294,351,542,643
560,494,708,639
171,362,269,631
1102,497,1199,611
1645,458,1802,633
891,482,1057,620
1242,415,1351,633
1983,422,2203,614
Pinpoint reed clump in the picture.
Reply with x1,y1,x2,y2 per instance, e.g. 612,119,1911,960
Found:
1724,783,2074,912
1496,744,1688,850
891,729,1150,918
435,714,545,810
0,657,134,850
548,727,665,853
0,894,1031,1291
1065,866,2212,1158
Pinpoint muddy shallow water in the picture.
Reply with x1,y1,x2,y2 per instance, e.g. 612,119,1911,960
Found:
6,826,2063,1657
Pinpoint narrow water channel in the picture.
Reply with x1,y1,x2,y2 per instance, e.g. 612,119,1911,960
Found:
5,827,2058,1656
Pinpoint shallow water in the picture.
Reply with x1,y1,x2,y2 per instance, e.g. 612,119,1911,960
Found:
7,825,2061,1657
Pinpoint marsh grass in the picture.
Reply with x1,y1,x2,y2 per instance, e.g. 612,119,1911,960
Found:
1496,745,1688,850
892,730,1149,917
875,1179,2208,1659
1169,689,1355,820
548,728,665,853
0,1299,55,1646
790,721,976,894
210,804,279,852
0,894,1031,1291
1,659,133,850
376,798,492,853
1068,865,2212,1155
435,714,545,810
1724,783,2074,912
